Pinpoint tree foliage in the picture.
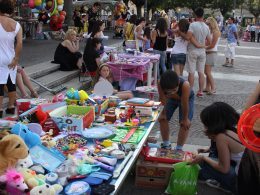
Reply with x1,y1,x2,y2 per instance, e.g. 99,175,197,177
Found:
247,0,260,18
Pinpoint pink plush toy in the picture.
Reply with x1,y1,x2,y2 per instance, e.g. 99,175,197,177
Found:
0,169,29,195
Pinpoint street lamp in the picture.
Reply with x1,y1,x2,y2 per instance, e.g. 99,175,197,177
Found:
144,0,148,21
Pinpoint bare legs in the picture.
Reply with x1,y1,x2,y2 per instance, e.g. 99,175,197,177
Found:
159,109,189,147
204,64,215,93
16,69,38,98
8,91,16,108
174,64,184,76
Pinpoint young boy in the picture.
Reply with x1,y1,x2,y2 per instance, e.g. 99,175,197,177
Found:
158,70,194,150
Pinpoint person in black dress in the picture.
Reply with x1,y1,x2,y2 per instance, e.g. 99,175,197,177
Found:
87,2,101,34
54,29,83,71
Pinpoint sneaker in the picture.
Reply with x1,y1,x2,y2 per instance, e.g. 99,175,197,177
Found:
160,143,172,150
205,179,232,193
222,63,229,67
196,91,203,98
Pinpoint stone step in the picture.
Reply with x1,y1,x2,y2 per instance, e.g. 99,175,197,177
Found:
24,61,60,79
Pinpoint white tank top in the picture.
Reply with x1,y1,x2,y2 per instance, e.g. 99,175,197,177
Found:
171,36,188,54
0,21,21,84
135,28,144,48
207,33,220,52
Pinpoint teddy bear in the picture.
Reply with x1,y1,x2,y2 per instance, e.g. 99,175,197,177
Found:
30,183,63,195
0,134,29,175
18,168,45,189
11,123,41,149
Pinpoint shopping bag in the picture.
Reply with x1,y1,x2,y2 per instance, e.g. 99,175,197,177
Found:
165,162,200,195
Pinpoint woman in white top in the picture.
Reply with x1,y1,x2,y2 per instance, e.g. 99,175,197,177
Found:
204,17,221,95
192,102,244,194
135,17,146,52
0,0,23,118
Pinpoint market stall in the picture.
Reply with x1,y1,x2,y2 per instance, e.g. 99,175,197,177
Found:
0,88,162,194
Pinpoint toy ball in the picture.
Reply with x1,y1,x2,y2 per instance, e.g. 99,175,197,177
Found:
60,10,66,16
57,5,63,11
57,0,64,5
237,104,260,152
58,14,65,23
46,0,52,8
51,15,58,23
34,0,42,7
28,0,35,8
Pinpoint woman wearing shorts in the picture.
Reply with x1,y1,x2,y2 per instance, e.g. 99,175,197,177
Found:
171,19,202,76
205,17,221,95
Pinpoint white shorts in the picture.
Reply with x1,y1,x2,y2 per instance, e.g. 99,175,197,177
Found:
225,42,237,59
186,50,206,74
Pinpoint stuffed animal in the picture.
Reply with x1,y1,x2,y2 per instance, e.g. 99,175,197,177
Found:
16,155,33,170
55,159,77,186
0,168,29,195
30,183,63,195
11,123,41,148
18,168,45,189
0,134,29,175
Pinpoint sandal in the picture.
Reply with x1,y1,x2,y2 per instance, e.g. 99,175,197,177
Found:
31,91,39,98
206,90,216,95
196,91,203,98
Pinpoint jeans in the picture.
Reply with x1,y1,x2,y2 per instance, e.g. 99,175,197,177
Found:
165,91,195,122
153,49,166,79
199,160,237,193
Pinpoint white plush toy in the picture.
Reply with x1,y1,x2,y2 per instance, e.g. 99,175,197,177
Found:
16,155,33,170
30,183,63,195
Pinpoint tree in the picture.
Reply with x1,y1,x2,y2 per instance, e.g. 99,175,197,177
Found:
248,0,260,22
64,0,73,26
130,0,145,17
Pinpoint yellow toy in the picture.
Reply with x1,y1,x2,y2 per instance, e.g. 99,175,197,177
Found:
19,168,46,189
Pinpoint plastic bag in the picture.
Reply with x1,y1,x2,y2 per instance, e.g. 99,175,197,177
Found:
166,162,200,195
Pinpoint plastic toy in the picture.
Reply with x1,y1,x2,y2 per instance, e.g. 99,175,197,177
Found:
19,168,45,188
16,155,34,170
30,164,46,175
64,181,91,195
11,123,41,149
237,104,260,152
30,183,63,195
0,169,29,195
0,134,29,175
45,172,59,185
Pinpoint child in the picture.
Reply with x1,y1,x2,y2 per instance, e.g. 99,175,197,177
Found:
83,38,102,76
192,102,245,193
158,70,194,150
143,26,151,51
95,64,133,100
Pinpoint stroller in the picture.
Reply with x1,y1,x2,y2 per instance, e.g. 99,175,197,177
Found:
113,18,125,39
242,30,251,42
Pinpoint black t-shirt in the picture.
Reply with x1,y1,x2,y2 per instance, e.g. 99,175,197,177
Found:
83,47,100,72
87,8,99,22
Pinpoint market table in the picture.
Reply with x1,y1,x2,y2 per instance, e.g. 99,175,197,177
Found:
109,109,160,194
106,58,151,91
118,53,160,86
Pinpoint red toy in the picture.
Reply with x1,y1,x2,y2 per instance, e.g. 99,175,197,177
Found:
237,104,260,152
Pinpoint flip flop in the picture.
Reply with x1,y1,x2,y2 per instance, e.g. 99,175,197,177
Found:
207,90,216,95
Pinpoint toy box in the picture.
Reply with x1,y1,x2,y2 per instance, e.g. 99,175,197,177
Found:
142,147,192,164
135,158,173,189
49,105,95,132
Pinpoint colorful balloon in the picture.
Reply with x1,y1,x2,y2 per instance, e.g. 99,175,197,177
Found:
34,0,42,7
28,0,35,8
57,5,63,11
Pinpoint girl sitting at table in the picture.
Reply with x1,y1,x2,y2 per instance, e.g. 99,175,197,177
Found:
94,64,133,100
191,102,244,193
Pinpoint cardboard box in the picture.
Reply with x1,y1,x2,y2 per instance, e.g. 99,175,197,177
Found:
135,158,173,189
49,105,95,132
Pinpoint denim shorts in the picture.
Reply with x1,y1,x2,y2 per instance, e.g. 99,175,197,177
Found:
171,53,186,66
165,91,194,122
